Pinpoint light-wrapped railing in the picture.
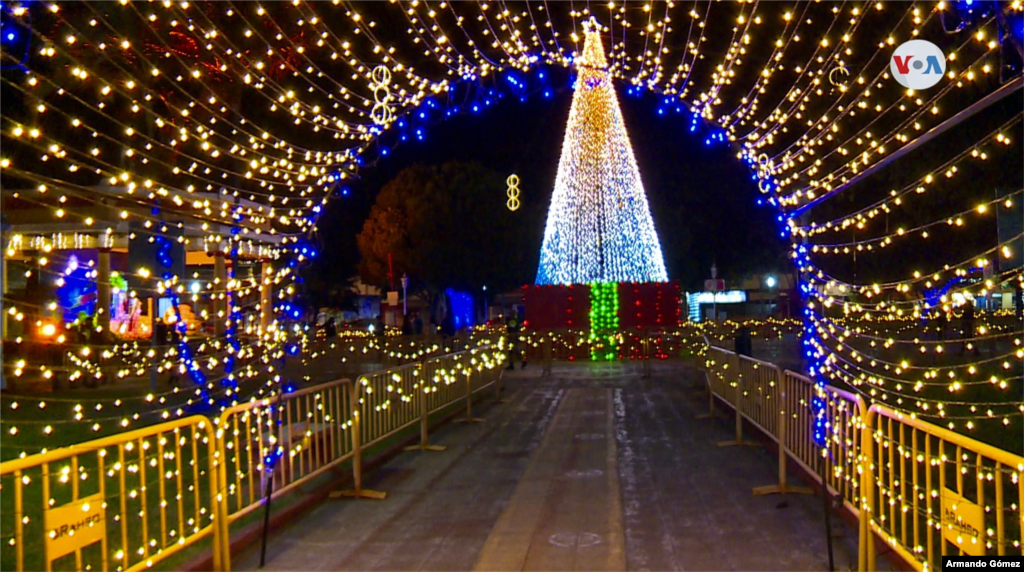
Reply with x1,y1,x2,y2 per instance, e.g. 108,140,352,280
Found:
782,370,866,517
703,342,740,415
701,340,1024,571
862,404,1024,571
0,417,222,572
213,343,505,570
737,355,782,441
215,379,355,540
704,342,866,500
357,362,423,448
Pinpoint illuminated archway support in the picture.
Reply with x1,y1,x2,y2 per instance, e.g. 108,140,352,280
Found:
214,251,227,337
97,247,111,333
1,219,8,392
260,259,272,333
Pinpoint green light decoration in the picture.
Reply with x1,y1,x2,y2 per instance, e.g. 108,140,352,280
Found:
110,274,128,291
589,283,619,361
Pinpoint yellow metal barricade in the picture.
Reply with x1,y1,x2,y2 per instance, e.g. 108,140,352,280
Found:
0,416,221,572
782,371,866,516
215,378,356,569
703,343,867,504
423,352,469,415
861,404,1024,571
357,363,423,450
465,345,504,400
738,355,782,442
703,343,739,418
421,346,504,422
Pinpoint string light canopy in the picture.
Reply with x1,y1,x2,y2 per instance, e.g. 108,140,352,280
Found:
536,20,668,286
0,1,1021,446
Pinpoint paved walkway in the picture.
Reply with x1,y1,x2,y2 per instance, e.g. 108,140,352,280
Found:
234,362,864,571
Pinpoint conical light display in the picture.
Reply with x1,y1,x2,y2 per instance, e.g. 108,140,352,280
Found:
536,22,668,286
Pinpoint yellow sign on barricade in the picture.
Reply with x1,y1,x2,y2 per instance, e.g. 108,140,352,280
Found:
941,487,985,556
44,493,106,562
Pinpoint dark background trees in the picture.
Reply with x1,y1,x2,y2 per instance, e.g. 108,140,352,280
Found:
355,161,540,297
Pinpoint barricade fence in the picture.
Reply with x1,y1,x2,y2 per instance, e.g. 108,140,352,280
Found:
0,416,221,572
1,343,506,572
701,341,1023,572
5,336,1019,572
862,405,1023,571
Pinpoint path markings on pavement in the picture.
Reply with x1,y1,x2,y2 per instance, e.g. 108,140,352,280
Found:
474,388,626,572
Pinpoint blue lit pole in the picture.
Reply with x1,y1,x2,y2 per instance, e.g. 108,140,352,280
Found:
259,390,284,568
150,292,158,393
0,215,9,391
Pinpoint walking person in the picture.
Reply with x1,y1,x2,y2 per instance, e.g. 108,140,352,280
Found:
505,312,527,370
412,311,424,336
374,314,387,364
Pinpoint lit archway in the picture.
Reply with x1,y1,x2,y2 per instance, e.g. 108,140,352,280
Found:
2,0,1021,443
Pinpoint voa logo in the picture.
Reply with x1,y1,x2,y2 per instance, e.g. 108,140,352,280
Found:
891,39,946,90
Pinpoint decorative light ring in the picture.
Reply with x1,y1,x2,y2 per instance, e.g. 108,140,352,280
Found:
828,65,850,88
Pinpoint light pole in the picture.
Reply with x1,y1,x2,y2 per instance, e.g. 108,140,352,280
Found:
401,273,408,318
482,285,488,324
766,275,777,317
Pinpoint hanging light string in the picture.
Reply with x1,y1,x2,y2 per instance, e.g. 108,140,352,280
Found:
136,1,372,136
806,188,1023,252
54,4,335,166
795,117,1022,235
744,3,932,152
778,40,1000,203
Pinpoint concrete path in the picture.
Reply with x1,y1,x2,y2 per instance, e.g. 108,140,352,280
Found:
233,362,865,571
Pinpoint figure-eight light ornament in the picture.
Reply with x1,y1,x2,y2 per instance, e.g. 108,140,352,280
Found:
507,174,521,212
371,65,394,125
535,20,668,285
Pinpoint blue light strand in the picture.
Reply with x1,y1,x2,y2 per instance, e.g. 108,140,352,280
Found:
154,234,209,393
222,223,242,395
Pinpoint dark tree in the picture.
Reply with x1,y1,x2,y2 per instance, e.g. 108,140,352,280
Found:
356,161,536,296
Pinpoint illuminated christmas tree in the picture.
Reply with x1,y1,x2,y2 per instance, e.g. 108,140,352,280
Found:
536,21,668,286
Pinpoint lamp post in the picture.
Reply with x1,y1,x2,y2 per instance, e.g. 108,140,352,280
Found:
766,275,777,317
401,273,408,317
482,285,488,324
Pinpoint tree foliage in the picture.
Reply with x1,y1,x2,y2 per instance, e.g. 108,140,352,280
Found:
357,161,538,295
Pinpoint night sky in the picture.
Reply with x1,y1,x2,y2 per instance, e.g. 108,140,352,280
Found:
313,69,789,292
